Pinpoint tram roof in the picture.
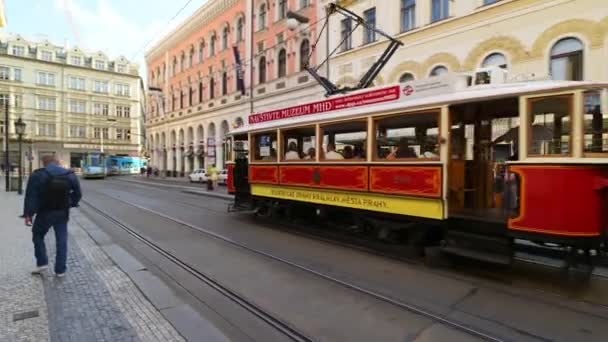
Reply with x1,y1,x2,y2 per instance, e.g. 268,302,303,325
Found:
232,79,607,135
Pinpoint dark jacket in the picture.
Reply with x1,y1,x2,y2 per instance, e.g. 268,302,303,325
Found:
24,163,82,219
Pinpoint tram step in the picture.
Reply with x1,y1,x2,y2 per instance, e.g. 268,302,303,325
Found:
441,246,512,265
442,230,512,265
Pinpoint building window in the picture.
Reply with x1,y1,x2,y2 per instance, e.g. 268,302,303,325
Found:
0,94,8,108
253,131,278,161
401,0,416,32
41,50,53,62
94,80,110,93
71,56,82,65
69,77,86,90
179,90,184,108
199,81,203,102
37,97,56,111
93,103,109,116
259,57,267,84
431,0,449,22
209,78,215,99
199,41,205,63
116,128,130,140
259,4,267,30
172,58,178,76
278,0,287,20
300,40,310,71
37,72,56,86
429,65,448,77
180,53,185,72
210,34,216,56
484,0,500,5
300,0,310,9
583,91,607,154
340,18,353,52
550,37,583,81
12,46,25,57
320,121,368,161
14,94,22,108
222,72,228,96
399,73,415,82
189,49,194,68
117,64,126,73
13,68,22,82
375,111,440,160
102,128,109,139
115,83,130,97
69,100,87,113
363,8,376,44
95,60,106,70
237,18,244,42
277,49,287,78
222,26,229,50
482,53,508,69
528,95,572,156
38,123,56,137
0,67,9,80
70,125,86,138
94,127,101,138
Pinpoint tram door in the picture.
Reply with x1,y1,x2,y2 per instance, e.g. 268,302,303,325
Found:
448,99,519,221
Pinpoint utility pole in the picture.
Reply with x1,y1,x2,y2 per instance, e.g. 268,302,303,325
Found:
4,99,9,192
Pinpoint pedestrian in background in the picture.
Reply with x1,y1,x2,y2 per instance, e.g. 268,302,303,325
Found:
207,164,218,191
23,155,82,277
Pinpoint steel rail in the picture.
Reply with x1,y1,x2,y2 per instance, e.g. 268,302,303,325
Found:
84,192,504,342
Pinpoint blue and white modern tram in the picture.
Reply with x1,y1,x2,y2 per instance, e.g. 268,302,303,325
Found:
82,152,107,179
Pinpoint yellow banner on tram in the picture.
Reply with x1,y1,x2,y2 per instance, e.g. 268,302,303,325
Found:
251,184,444,219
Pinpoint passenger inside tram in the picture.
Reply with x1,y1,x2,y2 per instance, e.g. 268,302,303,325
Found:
304,147,316,160
284,142,300,160
325,143,344,160
281,127,316,161
375,111,440,160
321,121,367,161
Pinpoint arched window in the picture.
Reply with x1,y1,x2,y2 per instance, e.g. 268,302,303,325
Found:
189,48,194,68
399,73,415,82
278,49,287,78
189,86,193,106
482,53,507,69
180,53,185,72
237,17,244,42
172,57,177,76
209,78,215,99
210,34,216,56
259,56,267,84
429,65,448,77
198,41,205,63
222,26,229,50
550,37,583,81
222,71,228,96
299,39,310,71
179,90,184,108
278,0,288,20
198,81,203,102
259,4,267,30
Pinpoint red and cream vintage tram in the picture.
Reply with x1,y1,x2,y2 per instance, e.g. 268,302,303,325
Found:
227,73,608,268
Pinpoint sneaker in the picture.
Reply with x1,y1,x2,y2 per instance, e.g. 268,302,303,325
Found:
55,272,66,278
31,265,48,275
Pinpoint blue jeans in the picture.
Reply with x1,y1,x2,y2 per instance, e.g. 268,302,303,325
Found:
32,212,69,274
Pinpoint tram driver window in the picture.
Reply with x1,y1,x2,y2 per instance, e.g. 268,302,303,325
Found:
583,91,608,154
528,95,572,156
320,121,367,161
253,131,278,161
281,126,316,161
375,111,440,160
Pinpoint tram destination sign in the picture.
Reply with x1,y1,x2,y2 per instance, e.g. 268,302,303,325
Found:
249,86,401,124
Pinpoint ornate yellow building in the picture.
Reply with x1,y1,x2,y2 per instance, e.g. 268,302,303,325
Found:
320,0,608,86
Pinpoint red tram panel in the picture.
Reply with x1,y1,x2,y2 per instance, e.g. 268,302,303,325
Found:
509,165,608,237
250,165,279,184
370,166,442,198
279,165,368,191
227,163,236,194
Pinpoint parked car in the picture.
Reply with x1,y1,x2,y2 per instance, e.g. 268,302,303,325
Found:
188,169,208,183
218,169,228,185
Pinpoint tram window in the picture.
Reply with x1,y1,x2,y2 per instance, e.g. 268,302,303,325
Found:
583,91,607,154
528,95,572,156
320,121,367,161
281,126,316,161
252,131,278,161
375,111,440,160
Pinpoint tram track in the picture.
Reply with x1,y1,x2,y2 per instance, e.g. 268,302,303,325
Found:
82,190,504,342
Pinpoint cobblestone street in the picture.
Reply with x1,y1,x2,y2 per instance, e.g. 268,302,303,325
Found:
0,190,185,342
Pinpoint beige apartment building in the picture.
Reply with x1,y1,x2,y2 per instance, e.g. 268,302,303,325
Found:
321,0,608,86
0,33,142,172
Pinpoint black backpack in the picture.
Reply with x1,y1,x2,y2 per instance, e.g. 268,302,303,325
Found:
41,170,72,211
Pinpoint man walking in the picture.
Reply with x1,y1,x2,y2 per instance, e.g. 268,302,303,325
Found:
23,155,82,277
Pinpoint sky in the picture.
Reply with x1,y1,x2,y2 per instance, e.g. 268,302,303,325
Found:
1,0,210,72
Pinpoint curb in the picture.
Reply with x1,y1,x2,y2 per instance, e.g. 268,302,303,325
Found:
116,178,233,201
181,189,233,201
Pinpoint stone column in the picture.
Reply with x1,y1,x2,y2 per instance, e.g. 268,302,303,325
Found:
176,148,183,177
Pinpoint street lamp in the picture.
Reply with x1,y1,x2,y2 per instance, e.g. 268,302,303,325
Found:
14,118,26,195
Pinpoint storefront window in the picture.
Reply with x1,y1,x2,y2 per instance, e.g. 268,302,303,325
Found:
528,95,572,156
583,91,607,154
320,121,367,161
253,131,277,161
375,111,440,160
281,126,316,161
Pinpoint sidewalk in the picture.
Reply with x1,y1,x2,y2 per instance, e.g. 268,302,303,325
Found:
0,191,185,342
119,176,232,201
